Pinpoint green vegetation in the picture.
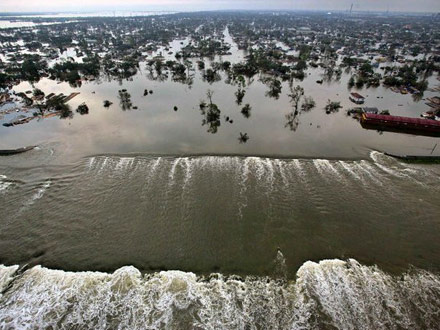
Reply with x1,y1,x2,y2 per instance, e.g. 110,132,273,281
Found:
76,103,89,115
238,132,249,143
200,90,221,134
325,100,342,114
118,90,132,110
241,104,252,118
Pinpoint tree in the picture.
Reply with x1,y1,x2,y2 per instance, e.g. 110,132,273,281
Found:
265,77,282,99
325,100,342,114
235,88,245,105
76,103,89,115
21,59,41,82
241,104,252,118
355,76,365,88
348,76,355,89
301,96,316,112
197,60,205,70
200,90,221,134
238,132,249,143
33,88,45,98
0,73,10,89
359,63,374,77
118,90,132,110
288,85,304,111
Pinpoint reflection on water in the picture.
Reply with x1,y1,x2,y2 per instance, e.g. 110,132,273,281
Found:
1,65,439,163
1,27,439,162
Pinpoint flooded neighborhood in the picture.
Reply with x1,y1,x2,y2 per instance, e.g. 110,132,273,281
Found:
1,6,440,330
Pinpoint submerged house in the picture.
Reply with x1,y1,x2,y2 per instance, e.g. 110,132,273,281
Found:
350,92,365,104
363,107,379,114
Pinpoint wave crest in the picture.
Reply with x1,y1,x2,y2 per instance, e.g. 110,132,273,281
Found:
1,259,439,329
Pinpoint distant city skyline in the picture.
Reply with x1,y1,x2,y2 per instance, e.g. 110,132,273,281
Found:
0,0,439,13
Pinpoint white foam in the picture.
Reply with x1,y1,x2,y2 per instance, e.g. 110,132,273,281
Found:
149,157,162,175
0,182,12,193
263,158,275,188
87,157,96,170
0,175,12,193
168,158,181,184
370,151,404,178
182,157,193,187
313,159,344,183
274,159,289,186
29,180,51,203
0,265,19,299
353,161,384,186
115,157,134,172
246,157,265,181
291,159,305,180
338,161,362,181
97,157,109,174
237,158,252,219
0,260,438,329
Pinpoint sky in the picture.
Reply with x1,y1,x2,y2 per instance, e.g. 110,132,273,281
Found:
0,0,439,13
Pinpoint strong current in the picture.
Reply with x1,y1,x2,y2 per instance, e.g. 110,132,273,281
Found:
1,150,440,328
1,259,440,329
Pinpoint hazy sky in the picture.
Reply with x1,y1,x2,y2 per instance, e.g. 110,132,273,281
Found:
0,0,439,13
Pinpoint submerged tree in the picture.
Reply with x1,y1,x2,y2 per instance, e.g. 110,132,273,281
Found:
59,106,73,119
241,104,252,118
235,87,246,105
200,90,221,134
76,103,89,115
348,76,355,89
285,85,315,131
264,77,282,99
118,90,132,110
325,100,342,114
238,132,249,143
288,85,304,111
285,111,300,131
203,68,221,84
235,75,246,105
301,96,316,112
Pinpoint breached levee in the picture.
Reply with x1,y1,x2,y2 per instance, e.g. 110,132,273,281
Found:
0,260,439,329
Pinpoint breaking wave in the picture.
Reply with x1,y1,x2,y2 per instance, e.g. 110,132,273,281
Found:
0,259,439,329
0,175,13,193
84,152,440,186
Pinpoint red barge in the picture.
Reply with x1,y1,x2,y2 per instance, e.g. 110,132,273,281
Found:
360,113,440,137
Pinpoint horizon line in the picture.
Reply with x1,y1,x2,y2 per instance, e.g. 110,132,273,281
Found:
0,9,438,15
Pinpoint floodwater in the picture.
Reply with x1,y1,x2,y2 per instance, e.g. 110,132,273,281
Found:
1,32,440,328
